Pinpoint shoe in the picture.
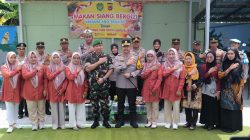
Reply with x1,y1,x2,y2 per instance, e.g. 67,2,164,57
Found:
164,123,171,129
183,123,191,128
32,124,38,131
189,125,195,130
39,123,45,129
151,123,157,129
172,123,178,130
103,121,111,128
46,111,51,115
73,127,79,131
13,124,22,129
77,125,85,129
203,124,208,129
207,126,214,131
60,125,65,130
18,115,23,119
6,127,14,133
145,122,152,128
52,126,58,130
115,121,124,128
91,121,100,129
130,121,139,128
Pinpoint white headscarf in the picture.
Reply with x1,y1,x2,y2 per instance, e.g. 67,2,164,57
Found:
164,48,183,78
24,51,39,88
142,50,159,74
49,52,66,89
5,52,19,88
67,52,85,86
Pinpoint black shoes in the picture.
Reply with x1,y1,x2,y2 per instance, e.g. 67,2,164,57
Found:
91,121,100,129
115,121,124,128
103,121,111,128
183,123,191,128
130,121,139,128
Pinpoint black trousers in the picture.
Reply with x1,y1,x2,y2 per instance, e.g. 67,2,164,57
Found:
18,99,28,116
109,81,117,101
137,76,143,96
185,108,199,126
116,88,137,122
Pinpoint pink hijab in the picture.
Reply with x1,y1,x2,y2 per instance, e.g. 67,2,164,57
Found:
5,52,19,88
49,52,66,89
24,51,39,88
67,52,85,86
142,50,159,74
164,48,183,78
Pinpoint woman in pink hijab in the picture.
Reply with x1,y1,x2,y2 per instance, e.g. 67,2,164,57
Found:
22,51,47,131
141,50,162,128
1,52,22,133
46,52,68,130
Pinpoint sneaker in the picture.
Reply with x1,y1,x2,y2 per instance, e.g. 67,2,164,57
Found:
52,126,58,130
73,126,79,131
39,123,45,129
6,127,14,133
183,123,191,128
60,125,65,130
145,122,152,128
164,123,171,129
189,125,195,130
32,124,38,131
13,124,22,129
151,123,157,129
77,125,85,129
172,123,178,130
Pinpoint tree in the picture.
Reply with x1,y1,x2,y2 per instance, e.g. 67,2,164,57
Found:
0,1,19,25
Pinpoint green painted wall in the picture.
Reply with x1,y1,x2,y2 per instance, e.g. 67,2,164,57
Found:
21,1,190,54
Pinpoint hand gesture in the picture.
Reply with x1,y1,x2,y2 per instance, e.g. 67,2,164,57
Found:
97,78,104,85
229,63,239,70
16,65,22,71
98,57,107,65
123,73,131,78
36,65,42,71
151,65,158,71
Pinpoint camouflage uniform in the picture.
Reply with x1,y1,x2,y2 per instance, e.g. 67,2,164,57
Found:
85,52,113,121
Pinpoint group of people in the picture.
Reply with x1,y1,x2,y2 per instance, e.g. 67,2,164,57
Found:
0,29,248,134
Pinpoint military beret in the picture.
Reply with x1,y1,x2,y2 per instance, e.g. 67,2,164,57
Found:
92,39,102,47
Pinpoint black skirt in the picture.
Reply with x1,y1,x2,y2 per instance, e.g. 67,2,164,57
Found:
200,94,219,126
220,108,243,132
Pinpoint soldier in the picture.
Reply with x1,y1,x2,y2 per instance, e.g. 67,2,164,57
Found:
58,38,73,66
85,40,113,129
230,38,249,83
114,39,141,128
192,40,204,72
171,38,184,61
131,36,145,96
16,43,28,119
36,42,51,115
78,29,95,65
203,38,225,65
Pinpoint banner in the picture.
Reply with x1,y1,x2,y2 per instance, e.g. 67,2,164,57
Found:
68,2,143,38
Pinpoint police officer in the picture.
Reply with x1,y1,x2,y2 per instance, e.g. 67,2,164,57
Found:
36,41,50,65
131,36,145,96
114,39,141,128
58,38,73,66
85,40,113,129
78,29,95,65
16,43,28,119
230,38,249,83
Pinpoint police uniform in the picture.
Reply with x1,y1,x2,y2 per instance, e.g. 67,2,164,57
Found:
85,40,113,128
114,40,140,128
78,29,93,65
230,39,249,82
16,43,29,119
131,36,145,96
57,38,72,66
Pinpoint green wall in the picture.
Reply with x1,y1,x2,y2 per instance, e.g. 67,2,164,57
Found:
21,1,190,54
